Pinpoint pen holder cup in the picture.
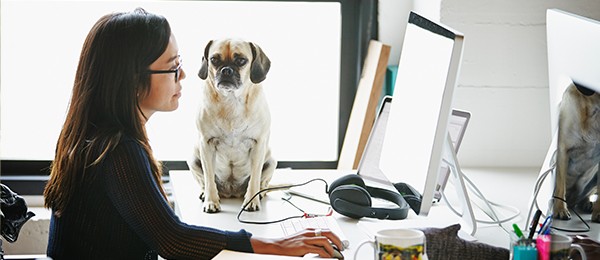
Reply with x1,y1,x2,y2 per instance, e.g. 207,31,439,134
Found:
510,231,536,260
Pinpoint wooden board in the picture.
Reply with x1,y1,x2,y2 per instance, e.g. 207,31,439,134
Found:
338,40,391,170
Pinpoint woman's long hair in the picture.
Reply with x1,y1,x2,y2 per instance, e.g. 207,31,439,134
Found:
44,8,170,215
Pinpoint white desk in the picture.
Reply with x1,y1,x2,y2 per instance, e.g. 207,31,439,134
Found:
169,168,540,259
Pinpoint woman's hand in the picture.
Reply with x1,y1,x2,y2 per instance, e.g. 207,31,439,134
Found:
250,228,344,258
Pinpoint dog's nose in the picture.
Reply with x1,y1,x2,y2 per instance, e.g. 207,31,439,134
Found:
221,67,233,76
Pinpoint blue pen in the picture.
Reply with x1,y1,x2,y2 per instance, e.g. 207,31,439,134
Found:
541,217,552,235
542,226,551,235
538,215,551,234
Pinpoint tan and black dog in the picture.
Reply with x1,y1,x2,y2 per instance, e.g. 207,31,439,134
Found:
191,39,276,213
553,82,600,222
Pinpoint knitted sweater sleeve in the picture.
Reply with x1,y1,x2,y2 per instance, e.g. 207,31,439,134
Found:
103,139,254,259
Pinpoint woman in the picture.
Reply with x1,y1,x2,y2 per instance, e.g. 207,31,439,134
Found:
43,8,342,259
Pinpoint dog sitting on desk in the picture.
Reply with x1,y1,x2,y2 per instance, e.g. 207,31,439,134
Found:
190,39,276,213
553,82,600,222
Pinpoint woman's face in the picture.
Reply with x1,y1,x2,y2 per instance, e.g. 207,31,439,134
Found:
139,34,186,120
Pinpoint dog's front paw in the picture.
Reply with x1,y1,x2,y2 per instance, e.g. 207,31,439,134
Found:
203,200,221,213
553,200,572,220
242,197,261,212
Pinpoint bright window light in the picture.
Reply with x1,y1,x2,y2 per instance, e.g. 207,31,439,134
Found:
1,0,340,162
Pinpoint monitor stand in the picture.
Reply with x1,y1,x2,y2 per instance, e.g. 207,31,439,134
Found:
442,133,478,236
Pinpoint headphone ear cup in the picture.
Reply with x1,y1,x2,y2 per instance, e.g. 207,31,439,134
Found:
331,185,372,206
329,181,372,219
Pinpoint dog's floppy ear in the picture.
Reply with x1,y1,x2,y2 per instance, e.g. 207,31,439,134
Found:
198,40,213,80
574,81,596,96
249,42,271,84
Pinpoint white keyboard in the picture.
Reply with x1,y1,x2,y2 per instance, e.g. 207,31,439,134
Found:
280,216,350,249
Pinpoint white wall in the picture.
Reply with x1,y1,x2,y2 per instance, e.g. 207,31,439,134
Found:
379,0,600,168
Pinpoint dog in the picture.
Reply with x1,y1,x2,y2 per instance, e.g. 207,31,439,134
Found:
190,39,276,213
553,82,600,222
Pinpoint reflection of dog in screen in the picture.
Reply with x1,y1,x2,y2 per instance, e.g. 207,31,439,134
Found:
553,82,600,222
191,39,276,213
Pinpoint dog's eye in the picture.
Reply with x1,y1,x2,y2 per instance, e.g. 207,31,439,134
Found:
210,57,220,65
235,58,247,67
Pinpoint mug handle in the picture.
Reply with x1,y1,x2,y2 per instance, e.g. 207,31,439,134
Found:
570,244,587,260
353,240,375,260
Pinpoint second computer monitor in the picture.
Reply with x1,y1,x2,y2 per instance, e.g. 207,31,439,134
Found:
379,11,465,216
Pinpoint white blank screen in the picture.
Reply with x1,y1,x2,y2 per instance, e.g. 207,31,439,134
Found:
379,21,456,214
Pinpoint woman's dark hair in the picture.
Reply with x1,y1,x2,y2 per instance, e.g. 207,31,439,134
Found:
44,8,171,215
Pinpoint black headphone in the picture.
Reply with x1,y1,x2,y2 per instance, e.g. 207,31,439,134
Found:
328,174,409,220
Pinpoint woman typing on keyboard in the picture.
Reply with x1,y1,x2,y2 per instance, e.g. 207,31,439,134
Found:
43,8,343,260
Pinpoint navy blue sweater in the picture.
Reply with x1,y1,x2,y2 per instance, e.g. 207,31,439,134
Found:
47,137,253,259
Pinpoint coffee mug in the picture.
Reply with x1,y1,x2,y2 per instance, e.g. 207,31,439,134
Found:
354,228,427,260
550,233,586,260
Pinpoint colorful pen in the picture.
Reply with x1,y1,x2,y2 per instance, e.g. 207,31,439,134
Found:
540,215,552,235
512,223,524,238
538,215,551,234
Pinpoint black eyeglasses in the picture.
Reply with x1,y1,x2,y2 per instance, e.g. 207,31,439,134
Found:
147,56,183,83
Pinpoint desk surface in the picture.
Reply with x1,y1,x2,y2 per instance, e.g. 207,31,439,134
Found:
169,168,543,258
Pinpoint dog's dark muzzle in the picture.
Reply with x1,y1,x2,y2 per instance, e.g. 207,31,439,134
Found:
215,66,241,90
221,67,234,76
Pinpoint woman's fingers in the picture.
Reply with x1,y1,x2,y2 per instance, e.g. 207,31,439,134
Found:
304,228,344,250
303,236,337,258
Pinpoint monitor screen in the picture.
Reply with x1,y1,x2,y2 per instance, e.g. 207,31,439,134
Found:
547,9,600,224
379,11,464,216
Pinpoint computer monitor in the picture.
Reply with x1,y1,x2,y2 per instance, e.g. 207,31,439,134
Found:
544,9,600,220
378,11,466,216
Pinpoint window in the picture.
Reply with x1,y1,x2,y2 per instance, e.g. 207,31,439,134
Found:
1,0,373,182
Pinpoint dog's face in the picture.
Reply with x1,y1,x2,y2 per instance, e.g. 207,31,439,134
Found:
198,39,270,93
